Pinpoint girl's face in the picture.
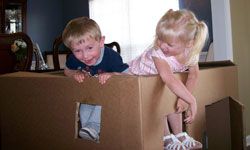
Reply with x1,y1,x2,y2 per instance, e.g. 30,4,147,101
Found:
70,35,105,66
158,39,187,57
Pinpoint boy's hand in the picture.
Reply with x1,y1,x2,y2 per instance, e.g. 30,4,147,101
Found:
184,100,197,124
98,73,112,84
73,71,88,83
176,98,189,113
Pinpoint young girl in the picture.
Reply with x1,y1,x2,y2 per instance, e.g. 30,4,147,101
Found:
128,9,208,150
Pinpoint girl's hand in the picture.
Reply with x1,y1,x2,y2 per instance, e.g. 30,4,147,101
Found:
73,71,88,83
184,100,197,124
176,98,189,113
98,73,112,84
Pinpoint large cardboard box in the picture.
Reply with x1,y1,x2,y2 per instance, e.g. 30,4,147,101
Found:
205,96,245,150
0,61,239,150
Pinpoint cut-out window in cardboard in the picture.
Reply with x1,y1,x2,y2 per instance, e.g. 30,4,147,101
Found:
75,102,102,143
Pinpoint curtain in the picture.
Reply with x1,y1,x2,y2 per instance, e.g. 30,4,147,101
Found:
89,0,179,62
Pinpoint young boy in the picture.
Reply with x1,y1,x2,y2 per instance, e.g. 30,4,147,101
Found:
62,17,128,141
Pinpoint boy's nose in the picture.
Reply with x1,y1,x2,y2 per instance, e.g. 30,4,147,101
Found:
81,51,89,59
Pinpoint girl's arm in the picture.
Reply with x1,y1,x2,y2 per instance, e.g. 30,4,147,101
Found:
153,57,197,122
185,64,199,92
176,64,199,113
153,57,196,105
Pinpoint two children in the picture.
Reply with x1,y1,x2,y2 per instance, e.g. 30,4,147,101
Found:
63,9,208,150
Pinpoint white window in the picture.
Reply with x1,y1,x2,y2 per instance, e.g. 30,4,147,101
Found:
89,0,179,62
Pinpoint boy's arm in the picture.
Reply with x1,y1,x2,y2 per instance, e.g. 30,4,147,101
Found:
64,67,88,83
64,67,79,77
98,71,128,84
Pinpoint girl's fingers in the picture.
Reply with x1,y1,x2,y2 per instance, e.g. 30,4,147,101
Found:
184,116,192,124
184,110,194,124
176,106,183,113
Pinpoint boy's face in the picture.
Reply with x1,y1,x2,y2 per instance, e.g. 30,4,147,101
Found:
70,35,105,66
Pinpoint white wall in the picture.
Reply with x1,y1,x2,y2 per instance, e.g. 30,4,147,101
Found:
210,0,233,61
211,0,250,139
230,0,250,138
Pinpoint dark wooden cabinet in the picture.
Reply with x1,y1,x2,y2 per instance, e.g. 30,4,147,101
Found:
0,0,27,33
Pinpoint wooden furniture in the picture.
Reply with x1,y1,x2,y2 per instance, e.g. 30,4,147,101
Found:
52,35,121,70
52,36,71,70
0,0,27,33
104,41,121,54
0,32,38,74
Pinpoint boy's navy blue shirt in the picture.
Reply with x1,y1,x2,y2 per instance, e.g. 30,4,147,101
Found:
66,46,128,76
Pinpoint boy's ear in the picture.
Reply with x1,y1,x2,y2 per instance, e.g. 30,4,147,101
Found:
100,36,105,47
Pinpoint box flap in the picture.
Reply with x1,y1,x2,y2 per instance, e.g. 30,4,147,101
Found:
199,60,235,69
205,96,244,107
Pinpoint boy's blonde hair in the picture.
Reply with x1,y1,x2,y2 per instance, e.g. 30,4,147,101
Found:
62,17,102,48
154,9,208,62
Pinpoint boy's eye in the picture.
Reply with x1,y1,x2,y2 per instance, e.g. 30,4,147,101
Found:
73,49,81,53
86,46,94,52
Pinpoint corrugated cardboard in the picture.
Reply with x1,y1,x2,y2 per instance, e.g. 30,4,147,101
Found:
0,61,239,150
205,96,245,150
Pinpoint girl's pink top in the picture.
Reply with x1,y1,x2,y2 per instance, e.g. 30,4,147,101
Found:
128,48,199,75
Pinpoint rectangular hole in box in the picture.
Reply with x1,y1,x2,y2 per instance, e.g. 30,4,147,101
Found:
75,102,102,143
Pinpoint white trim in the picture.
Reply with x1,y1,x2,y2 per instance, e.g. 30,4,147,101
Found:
210,0,233,61
247,135,250,146
199,52,208,62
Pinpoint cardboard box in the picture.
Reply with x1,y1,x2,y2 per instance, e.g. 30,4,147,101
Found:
0,61,239,150
205,96,245,150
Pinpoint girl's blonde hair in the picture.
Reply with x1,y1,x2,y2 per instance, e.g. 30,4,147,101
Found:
154,9,208,62
62,17,102,48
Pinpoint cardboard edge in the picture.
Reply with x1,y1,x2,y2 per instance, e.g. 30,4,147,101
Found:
138,76,144,150
199,60,235,68
205,96,244,108
75,102,80,139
